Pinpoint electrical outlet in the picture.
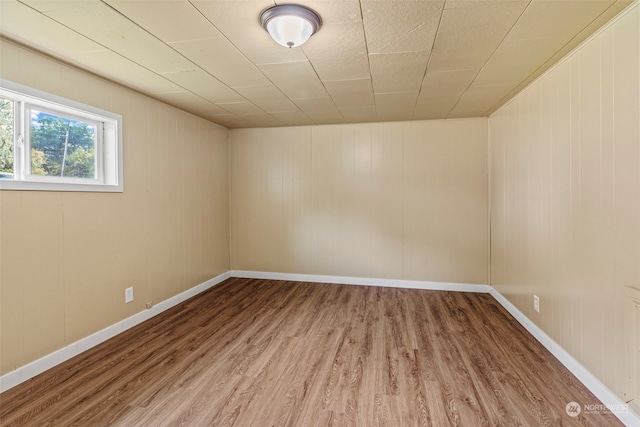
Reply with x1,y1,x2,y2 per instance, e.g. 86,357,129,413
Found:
533,295,540,313
125,287,134,303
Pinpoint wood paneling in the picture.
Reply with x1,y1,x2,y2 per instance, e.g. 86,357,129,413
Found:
230,119,488,285
0,39,230,376
0,278,622,426
489,3,640,404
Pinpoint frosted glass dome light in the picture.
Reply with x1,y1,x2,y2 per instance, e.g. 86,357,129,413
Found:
260,5,321,48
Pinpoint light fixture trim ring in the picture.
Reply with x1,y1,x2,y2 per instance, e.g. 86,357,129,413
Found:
260,4,322,47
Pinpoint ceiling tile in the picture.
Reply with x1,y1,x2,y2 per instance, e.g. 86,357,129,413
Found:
243,113,285,128
153,91,231,116
415,95,457,118
444,0,504,9
80,50,183,94
472,37,562,87
369,52,429,94
209,113,254,129
417,69,477,105
484,0,633,115
421,68,477,90
1,0,106,57
191,0,308,65
215,101,265,116
313,116,346,125
506,0,614,41
234,86,300,113
299,1,362,24
413,102,452,120
302,21,370,81
324,79,376,109
18,0,96,13
168,38,270,88
427,0,529,72
339,106,379,123
361,0,444,54
3,0,630,128
42,2,195,74
271,111,315,126
258,61,329,99
159,69,245,104
375,92,418,122
448,84,514,117
104,0,221,43
292,97,342,120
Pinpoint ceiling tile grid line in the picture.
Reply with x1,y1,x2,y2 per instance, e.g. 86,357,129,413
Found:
351,0,379,123
100,0,291,122
184,0,315,121
428,0,532,119
483,0,634,117
301,41,353,124
33,0,301,126
11,0,253,122
2,0,197,113
0,0,632,128
412,0,447,120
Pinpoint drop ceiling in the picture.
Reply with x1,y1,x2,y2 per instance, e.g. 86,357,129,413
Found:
0,0,632,129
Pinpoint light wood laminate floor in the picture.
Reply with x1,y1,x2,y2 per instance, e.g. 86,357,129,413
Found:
0,278,624,426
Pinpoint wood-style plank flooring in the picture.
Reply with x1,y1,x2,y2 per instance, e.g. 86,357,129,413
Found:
0,278,624,426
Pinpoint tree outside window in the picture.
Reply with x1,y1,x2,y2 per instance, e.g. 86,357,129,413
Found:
0,98,13,176
30,110,96,179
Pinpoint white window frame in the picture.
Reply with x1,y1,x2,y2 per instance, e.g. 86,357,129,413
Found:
0,80,123,192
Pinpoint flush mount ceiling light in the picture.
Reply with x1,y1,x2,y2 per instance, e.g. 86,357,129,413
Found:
260,4,321,48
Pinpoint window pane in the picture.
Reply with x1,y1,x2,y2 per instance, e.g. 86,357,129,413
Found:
30,109,97,179
0,98,14,179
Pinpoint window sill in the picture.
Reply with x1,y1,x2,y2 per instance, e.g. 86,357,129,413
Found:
0,180,123,193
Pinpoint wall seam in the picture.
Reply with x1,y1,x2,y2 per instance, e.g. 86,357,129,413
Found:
487,118,492,287
227,128,233,271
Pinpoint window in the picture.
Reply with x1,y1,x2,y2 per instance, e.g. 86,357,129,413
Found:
0,80,122,192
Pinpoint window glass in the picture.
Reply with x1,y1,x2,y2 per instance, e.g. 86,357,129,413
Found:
29,109,97,179
0,80,122,192
0,97,14,179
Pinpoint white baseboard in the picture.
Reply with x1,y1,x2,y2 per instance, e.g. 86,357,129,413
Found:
234,270,639,425
2,270,638,426
0,271,231,393
2,270,487,393
488,288,640,426
230,270,491,293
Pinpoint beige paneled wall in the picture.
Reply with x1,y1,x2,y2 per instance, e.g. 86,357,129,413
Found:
489,4,639,402
230,119,488,284
0,39,230,375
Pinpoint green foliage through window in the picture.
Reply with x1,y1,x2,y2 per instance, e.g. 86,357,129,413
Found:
0,98,14,175
31,148,46,175
1,81,121,191
30,110,96,179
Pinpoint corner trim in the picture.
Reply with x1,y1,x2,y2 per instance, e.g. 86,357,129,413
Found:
0,271,231,393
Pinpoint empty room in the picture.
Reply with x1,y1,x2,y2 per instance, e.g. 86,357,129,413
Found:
0,0,639,425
